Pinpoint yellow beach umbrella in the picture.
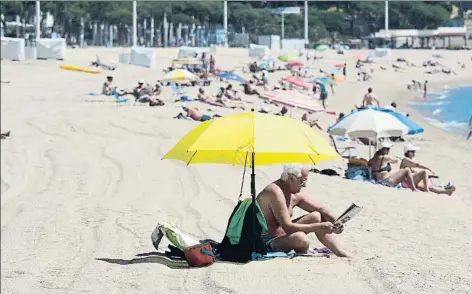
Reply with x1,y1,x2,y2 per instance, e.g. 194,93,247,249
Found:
278,54,297,62
172,58,203,66
163,110,340,255
163,111,340,166
164,69,197,81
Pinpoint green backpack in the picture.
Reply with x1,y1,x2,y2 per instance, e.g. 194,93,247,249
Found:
218,199,268,263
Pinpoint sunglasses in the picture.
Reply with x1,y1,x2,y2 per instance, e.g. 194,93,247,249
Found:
292,175,307,188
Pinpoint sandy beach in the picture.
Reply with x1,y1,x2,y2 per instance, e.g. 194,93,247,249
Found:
1,47,472,294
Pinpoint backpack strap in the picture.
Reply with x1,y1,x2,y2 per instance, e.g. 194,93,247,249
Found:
201,248,215,258
238,153,249,202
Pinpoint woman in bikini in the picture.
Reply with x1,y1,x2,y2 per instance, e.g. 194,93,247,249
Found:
400,144,456,196
368,141,429,192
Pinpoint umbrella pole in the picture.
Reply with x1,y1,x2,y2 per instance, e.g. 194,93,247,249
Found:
250,151,258,251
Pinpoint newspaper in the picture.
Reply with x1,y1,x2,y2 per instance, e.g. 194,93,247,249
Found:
335,203,363,225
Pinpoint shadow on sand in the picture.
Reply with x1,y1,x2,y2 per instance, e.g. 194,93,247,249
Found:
96,252,190,269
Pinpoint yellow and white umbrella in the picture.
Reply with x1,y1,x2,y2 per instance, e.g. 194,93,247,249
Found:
164,69,197,81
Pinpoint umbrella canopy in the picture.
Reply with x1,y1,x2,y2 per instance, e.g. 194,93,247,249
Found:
376,108,424,135
328,108,409,138
283,76,309,89
163,111,340,166
315,76,336,85
278,54,297,62
218,71,246,83
286,60,304,67
316,45,329,51
164,69,197,81
260,55,275,62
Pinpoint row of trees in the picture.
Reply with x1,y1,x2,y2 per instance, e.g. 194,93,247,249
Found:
0,1,458,42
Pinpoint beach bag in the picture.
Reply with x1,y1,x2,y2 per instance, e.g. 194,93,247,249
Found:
218,199,268,263
184,242,215,267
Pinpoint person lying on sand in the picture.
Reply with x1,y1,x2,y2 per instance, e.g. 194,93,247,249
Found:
368,142,429,191
197,88,225,107
174,106,221,122
256,164,351,257
1,130,11,139
400,144,455,196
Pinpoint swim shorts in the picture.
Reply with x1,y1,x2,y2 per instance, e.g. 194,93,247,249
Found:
262,236,276,252
200,114,212,121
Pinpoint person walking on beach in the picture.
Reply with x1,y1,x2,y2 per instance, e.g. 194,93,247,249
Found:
423,80,428,99
467,115,472,140
362,88,380,108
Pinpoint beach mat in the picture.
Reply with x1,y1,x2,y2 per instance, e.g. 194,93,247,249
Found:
251,247,332,260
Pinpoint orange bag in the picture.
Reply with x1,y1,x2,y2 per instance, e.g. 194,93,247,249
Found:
184,242,215,267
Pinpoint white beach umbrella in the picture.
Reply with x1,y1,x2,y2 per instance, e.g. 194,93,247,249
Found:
328,108,409,139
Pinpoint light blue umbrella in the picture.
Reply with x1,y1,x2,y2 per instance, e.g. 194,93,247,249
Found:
330,107,424,135
376,108,424,135
218,71,247,84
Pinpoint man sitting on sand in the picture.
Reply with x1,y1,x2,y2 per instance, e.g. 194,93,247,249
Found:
243,80,261,96
362,88,380,108
368,142,429,191
102,76,126,96
224,84,242,101
400,144,455,196
133,80,153,103
257,164,351,257
174,106,221,122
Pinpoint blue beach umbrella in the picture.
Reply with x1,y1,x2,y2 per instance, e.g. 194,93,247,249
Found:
349,108,424,135
218,71,246,83
376,108,424,135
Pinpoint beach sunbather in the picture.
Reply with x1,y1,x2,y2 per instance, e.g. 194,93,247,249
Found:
174,106,221,122
243,80,261,96
197,88,225,107
224,84,242,101
400,144,455,195
256,164,351,257
133,80,153,103
102,76,126,96
368,142,428,192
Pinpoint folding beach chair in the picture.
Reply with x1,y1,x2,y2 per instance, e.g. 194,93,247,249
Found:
113,89,128,106
170,82,186,101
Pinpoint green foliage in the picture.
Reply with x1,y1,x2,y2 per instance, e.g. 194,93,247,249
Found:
0,1,456,41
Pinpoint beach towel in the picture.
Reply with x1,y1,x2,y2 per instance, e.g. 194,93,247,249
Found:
251,247,332,260
260,90,324,113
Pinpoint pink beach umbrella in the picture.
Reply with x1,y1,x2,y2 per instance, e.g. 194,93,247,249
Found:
286,60,304,68
283,76,310,89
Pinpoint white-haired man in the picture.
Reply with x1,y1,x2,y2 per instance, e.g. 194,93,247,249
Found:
256,164,351,257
